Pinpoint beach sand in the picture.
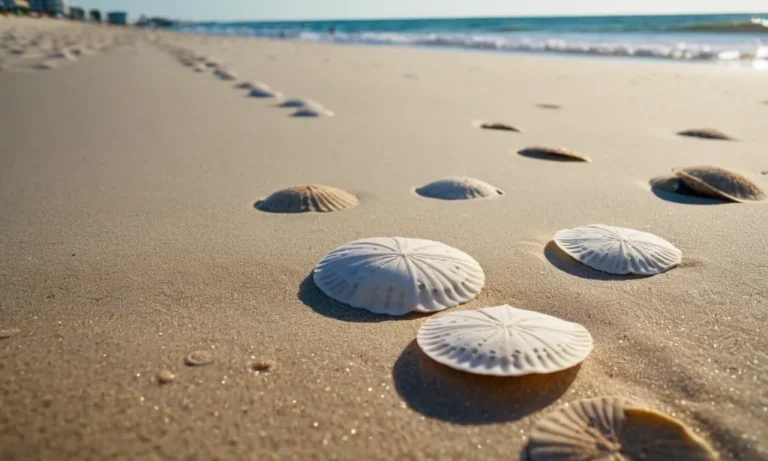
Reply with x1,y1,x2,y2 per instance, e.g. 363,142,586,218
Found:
1,17,767,461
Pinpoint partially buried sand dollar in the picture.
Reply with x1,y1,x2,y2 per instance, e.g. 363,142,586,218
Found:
416,177,504,200
256,184,358,213
672,166,766,203
417,304,593,376
184,350,214,366
554,224,682,275
528,397,719,460
292,103,335,117
473,120,522,132
518,146,590,162
677,128,733,141
313,237,485,316
246,82,281,98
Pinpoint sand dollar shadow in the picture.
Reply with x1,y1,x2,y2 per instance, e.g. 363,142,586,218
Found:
649,176,727,206
297,274,418,323
392,340,579,425
544,241,650,281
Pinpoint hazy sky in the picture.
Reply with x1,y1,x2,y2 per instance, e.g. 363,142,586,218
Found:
72,0,767,22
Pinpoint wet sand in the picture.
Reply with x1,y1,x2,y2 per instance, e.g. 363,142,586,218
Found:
1,17,767,461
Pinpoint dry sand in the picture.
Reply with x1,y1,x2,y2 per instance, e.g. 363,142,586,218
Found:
1,17,767,461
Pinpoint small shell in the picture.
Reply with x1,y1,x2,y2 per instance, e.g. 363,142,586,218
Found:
256,184,358,213
416,177,504,200
0,328,21,339
673,166,766,203
472,121,522,132
528,397,719,461
313,237,485,316
251,360,276,372
554,224,682,275
518,146,590,162
417,304,593,376
184,350,214,366
677,128,734,140
157,370,177,384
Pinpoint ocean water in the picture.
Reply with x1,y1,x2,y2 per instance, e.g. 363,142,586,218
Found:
177,14,768,67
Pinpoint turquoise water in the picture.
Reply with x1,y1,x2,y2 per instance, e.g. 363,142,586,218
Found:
178,14,768,66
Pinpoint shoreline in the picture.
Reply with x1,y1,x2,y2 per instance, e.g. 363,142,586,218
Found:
169,30,768,69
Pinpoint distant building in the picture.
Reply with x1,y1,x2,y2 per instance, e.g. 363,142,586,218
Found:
29,0,64,15
2,0,31,10
43,0,65,15
107,11,127,25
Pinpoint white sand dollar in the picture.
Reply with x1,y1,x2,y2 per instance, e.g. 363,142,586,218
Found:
528,397,719,461
416,177,504,200
417,305,593,376
313,237,484,316
554,224,682,275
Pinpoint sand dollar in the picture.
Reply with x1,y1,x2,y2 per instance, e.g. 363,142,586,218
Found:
214,67,238,80
292,103,335,117
554,225,682,275
313,237,485,316
518,146,591,162
673,166,766,203
677,128,733,141
416,177,504,200
184,350,214,366
279,98,316,108
247,82,281,98
256,184,358,213
417,305,593,376
528,397,719,461
472,120,522,132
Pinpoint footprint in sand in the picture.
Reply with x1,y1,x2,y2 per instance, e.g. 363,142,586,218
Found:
677,128,734,141
33,60,57,70
415,177,504,200
517,146,590,163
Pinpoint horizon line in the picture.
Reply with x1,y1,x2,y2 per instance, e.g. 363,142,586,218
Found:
177,10,767,24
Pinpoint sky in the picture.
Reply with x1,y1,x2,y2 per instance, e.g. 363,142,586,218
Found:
71,0,767,22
